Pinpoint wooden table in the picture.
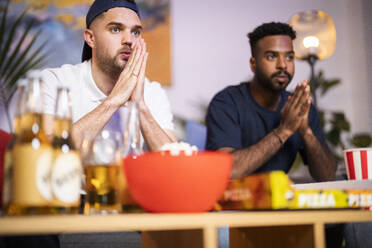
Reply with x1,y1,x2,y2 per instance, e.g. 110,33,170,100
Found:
0,210,371,248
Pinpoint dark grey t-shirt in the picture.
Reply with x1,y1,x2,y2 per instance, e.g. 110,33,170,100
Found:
206,82,327,174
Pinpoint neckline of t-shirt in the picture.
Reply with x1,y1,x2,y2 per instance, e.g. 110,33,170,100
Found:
86,60,108,102
245,82,287,114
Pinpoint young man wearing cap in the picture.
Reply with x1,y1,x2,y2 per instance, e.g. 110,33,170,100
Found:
41,0,177,149
206,22,337,182
1,1,175,247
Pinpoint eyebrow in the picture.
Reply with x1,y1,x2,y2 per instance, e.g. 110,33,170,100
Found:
264,50,294,55
106,22,143,30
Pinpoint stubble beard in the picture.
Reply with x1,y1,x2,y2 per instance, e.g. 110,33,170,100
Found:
96,48,126,79
256,67,293,92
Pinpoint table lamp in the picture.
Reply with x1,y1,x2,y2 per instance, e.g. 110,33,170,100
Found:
289,10,336,108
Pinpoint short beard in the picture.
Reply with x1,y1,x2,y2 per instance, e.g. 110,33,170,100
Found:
96,48,125,79
255,67,292,92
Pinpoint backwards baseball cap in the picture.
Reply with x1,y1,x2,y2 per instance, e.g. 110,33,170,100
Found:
82,0,140,62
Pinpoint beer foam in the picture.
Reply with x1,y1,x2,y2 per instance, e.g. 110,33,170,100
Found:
160,142,198,156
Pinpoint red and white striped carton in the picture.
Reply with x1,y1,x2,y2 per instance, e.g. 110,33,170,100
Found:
343,148,372,180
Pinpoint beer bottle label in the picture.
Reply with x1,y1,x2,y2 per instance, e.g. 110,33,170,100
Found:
13,144,53,205
36,150,53,201
51,151,82,203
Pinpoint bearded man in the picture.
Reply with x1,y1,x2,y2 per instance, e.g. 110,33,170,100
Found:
206,22,337,181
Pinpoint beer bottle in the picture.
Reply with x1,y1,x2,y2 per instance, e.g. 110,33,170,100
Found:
7,76,53,215
121,101,143,212
2,79,27,214
123,101,143,155
50,87,82,214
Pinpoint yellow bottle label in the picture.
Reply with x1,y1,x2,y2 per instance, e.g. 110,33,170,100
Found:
12,144,53,205
51,150,82,205
3,150,12,206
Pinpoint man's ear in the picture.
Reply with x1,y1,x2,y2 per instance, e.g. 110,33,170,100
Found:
250,57,256,73
84,29,95,49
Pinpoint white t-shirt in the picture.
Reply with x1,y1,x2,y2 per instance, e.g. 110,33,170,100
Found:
40,60,174,134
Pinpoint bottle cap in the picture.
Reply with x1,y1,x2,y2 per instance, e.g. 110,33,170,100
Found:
26,70,41,79
17,78,28,87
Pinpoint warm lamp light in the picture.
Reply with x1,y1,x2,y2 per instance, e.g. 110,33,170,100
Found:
303,36,320,55
303,36,319,48
289,10,336,60
289,10,336,108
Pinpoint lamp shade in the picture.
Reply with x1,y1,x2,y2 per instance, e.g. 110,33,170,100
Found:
289,10,336,60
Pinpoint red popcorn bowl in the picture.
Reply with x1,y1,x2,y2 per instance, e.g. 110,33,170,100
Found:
343,148,372,180
123,151,232,213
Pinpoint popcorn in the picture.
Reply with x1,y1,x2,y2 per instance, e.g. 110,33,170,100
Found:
160,142,198,156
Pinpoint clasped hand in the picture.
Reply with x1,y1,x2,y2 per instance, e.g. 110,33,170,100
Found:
107,38,149,107
279,81,312,136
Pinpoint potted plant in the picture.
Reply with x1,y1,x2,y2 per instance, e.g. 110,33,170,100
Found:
0,0,47,132
311,70,372,161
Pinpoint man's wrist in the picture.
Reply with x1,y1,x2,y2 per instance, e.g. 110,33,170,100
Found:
137,100,149,113
272,129,284,145
274,126,293,143
299,126,313,137
102,96,121,110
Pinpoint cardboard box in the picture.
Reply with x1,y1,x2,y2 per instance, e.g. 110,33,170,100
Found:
215,171,372,210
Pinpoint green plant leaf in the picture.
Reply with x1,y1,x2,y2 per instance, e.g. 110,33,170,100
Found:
10,54,47,86
6,49,48,103
4,84,17,105
1,19,34,78
0,1,48,132
330,112,350,131
0,0,10,54
309,70,341,97
0,9,28,71
320,79,341,96
351,134,372,148
2,42,48,103
3,30,42,85
326,128,341,146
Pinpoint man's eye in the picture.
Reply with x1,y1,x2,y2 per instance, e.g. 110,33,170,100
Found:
133,30,141,36
287,55,294,61
267,55,275,60
111,27,120,33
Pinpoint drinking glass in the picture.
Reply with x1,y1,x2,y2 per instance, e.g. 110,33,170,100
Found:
80,130,123,215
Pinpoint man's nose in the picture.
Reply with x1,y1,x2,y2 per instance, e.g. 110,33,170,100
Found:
276,56,287,70
121,30,133,46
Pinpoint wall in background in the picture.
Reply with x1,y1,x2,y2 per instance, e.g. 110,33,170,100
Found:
362,0,372,132
168,0,372,139
1,0,371,140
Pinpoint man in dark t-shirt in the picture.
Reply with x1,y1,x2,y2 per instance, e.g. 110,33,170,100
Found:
206,22,337,181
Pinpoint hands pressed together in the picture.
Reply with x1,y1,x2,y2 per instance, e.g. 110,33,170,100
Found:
107,38,148,107
279,80,312,137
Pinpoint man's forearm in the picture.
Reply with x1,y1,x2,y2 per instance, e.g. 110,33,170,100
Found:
223,127,292,178
72,99,119,148
301,128,337,182
138,102,177,151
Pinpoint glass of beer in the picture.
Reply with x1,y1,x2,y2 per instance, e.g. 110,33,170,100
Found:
81,130,123,215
